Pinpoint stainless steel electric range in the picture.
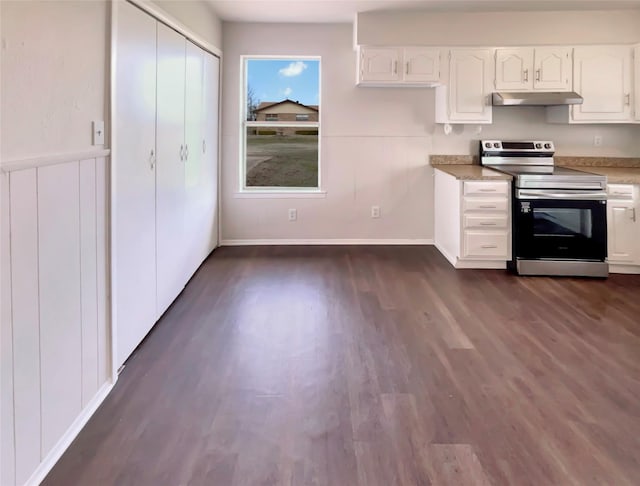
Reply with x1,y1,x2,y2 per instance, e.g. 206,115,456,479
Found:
480,140,608,278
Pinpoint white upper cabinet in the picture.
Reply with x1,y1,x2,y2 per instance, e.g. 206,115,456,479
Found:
495,48,534,90
533,47,572,90
404,48,440,83
571,46,633,122
436,49,494,124
495,47,571,91
359,47,402,83
358,46,440,86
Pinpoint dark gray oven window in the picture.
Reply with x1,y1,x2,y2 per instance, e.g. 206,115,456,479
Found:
533,208,593,239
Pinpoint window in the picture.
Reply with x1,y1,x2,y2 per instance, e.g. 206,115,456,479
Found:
242,57,320,190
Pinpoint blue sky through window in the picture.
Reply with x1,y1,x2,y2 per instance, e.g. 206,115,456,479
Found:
247,58,320,107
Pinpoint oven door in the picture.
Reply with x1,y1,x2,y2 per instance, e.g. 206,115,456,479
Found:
514,189,607,261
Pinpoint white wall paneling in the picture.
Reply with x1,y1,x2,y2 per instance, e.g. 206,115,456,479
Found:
0,172,15,486
1,156,111,486
8,169,41,485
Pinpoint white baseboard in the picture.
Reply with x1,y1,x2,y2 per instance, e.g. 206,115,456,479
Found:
434,242,457,267
25,380,116,486
220,238,434,246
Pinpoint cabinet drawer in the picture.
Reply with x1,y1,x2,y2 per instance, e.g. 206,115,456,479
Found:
607,184,634,199
463,198,508,212
463,181,509,197
463,231,509,259
464,214,509,229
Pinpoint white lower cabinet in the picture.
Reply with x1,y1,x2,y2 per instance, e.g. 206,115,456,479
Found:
607,184,640,273
435,169,511,269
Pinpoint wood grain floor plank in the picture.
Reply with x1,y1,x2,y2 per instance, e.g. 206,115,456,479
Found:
43,246,640,486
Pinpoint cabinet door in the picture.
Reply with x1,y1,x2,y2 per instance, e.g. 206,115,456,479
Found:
156,24,186,318
495,48,533,90
635,45,640,121
608,199,637,263
572,46,632,121
534,47,571,91
359,47,402,82
115,1,158,367
404,48,439,83
448,49,493,123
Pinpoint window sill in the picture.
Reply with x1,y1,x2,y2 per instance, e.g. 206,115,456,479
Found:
234,190,327,199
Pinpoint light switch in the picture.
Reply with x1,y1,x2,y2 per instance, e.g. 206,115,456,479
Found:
93,120,105,145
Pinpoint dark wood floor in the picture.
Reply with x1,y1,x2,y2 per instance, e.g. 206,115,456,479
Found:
44,246,640,486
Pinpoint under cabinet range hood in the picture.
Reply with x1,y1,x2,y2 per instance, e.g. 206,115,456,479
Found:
492,91,584,106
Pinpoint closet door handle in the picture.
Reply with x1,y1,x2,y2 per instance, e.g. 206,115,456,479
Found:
149,149,155,170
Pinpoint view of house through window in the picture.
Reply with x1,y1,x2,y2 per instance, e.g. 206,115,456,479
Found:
243,57,320,188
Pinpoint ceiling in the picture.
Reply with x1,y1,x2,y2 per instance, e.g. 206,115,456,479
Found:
206,0,640,23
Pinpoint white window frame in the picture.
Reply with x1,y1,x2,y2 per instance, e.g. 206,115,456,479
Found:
239,55,323,195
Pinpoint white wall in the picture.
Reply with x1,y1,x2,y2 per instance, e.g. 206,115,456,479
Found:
222,22,433,243
0,0,109,161
357,9,640,46
151,0,222,49
221,20,640,243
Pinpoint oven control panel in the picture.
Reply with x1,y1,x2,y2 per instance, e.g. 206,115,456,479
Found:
480,141,554,153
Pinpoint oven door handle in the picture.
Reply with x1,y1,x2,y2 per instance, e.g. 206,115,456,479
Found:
517,190,608,201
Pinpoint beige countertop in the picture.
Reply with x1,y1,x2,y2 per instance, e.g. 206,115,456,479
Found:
434,165,512,181
568,166,640,185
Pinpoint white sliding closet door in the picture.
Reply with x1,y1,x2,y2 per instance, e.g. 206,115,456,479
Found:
184,41,205,277
202,52,220,256
156,23,187,318
115,1,158,368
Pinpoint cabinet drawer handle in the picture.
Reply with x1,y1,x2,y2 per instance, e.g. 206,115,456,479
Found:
180,144,184,161
406,62,409,75
535,69,541,82
624,93,631,106
393,60,398,74
479,188,497,192
481,245,498,249
149,149,155,170
203,139,206,154
630,208,637,222
523,69,529,82
480,222,497,226
479,205,497,209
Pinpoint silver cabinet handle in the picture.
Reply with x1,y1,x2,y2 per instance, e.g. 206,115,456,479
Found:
406,62,409,75
481,245,498,249
393,60,398,74
625,93,631,106
149,149,155,169
523,69,529,82
185,144,189,161
535,69,541,82
479,188,496,192
630,208,637,222
202,139,206,154
479,205,497,209
480,222,497,226
180,144,184,161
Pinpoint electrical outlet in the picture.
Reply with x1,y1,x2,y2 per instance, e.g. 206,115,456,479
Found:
593,135,603,147
371,205,380,218
288,208,297,221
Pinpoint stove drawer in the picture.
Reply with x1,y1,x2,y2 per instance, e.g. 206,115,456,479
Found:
464,214,509,229
463,198,508,212
463,231,509,259
464,181,509,197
